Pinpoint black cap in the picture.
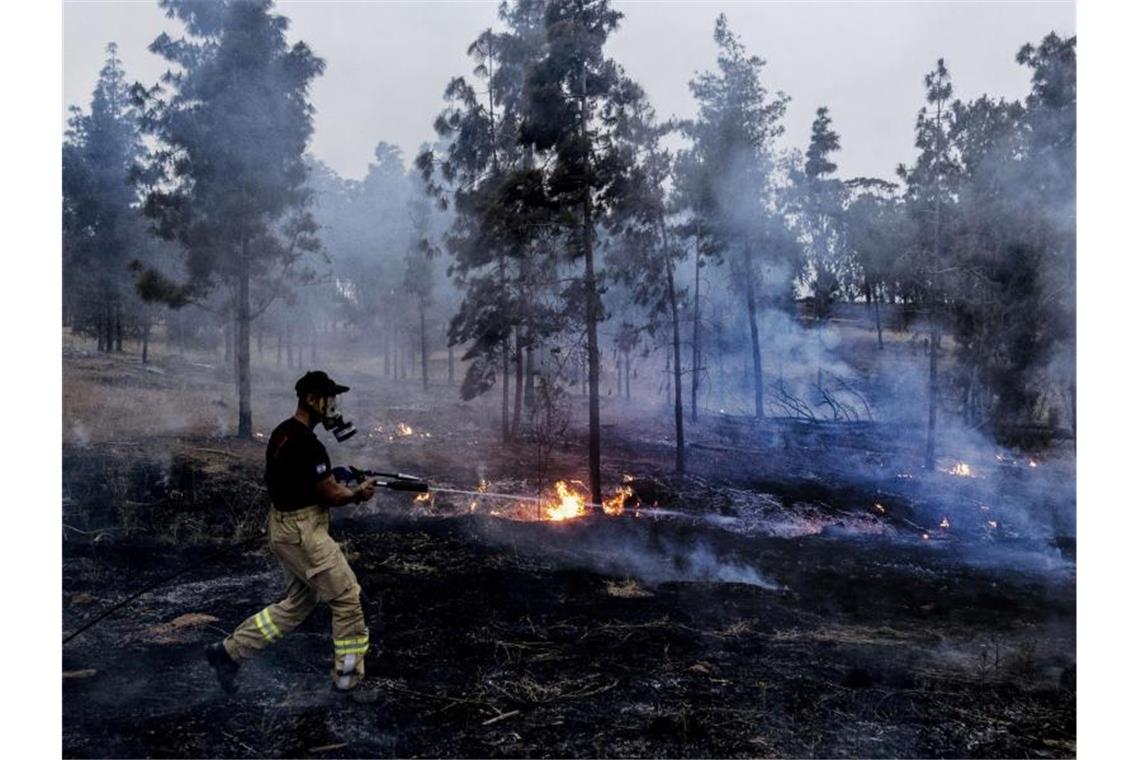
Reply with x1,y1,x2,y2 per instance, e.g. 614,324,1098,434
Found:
295,370,350,398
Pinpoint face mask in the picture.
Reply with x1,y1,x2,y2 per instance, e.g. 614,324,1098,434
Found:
319,396,357,442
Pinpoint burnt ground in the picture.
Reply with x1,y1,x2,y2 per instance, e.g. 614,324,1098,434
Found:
62,349,1076,758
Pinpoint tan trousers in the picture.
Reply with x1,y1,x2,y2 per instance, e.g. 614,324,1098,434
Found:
223,505,369,690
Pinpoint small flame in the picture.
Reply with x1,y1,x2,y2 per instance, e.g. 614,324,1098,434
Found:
414,492,432,503
545,480,587,521
949,463,972,477
922,532,930,540
939,517,951,530
396,422,414,437
603,485,633,516
874,503,886,515
1028,459,1038,468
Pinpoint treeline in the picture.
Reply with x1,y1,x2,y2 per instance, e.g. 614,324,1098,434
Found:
62,0,1075,496
62,1,456,438
417,0,1075,496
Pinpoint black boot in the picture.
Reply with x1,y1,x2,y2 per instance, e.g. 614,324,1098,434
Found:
205,642,240,694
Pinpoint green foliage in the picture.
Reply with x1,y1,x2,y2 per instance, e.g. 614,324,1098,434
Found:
133,0,325,312
893,37,1076,427
63,43,162,349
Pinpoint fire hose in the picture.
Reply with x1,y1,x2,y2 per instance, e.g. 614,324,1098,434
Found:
64,469,712,644
64,468,432,646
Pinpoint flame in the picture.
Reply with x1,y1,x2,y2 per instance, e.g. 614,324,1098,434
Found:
949,463,972,477
603,485,633,516
414,492,432,503
921,532,930,540
1028,459,1038,468
544,480,587,521
874,503,886,515
939,517,951,529
396,422,414,437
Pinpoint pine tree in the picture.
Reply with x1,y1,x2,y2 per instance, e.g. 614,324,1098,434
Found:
796,107,848,324
606,100,688,472
132,0,324,437
897,58,958,468
518,0,646,504
685,14,791,420
418,1,553,443
63,43,148,354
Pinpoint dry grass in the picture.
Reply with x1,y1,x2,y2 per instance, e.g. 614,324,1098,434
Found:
141,612,221,644
768,624,918,647
604,578,653,598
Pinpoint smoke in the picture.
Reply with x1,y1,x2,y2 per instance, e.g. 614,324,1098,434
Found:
471,513,783,590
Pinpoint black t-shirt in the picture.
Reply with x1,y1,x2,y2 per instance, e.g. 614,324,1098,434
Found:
265,417,332,511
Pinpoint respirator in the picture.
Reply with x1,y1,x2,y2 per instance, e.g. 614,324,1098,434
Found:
320,396,357,442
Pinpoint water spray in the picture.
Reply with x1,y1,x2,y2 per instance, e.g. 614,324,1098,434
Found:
342,467,738,527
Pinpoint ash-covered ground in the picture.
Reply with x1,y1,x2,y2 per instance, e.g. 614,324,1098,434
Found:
62,348,1075,758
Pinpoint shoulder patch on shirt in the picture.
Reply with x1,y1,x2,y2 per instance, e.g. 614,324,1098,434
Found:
315,463,328,475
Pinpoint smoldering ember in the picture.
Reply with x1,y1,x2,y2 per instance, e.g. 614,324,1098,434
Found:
61,1,1075,758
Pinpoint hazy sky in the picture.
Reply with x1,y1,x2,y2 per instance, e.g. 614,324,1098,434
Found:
63,0,1074,183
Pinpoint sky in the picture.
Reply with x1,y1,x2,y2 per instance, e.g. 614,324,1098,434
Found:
63,1,1073,183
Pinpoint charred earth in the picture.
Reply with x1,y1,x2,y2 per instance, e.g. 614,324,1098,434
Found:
62,349,1075,758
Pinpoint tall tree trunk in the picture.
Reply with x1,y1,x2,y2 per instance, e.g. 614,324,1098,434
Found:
97,307,106,353
926,93,946,469
875,286,884,350
114,302,123,352
583,197,602,506
420,302,429,390
524,343,535,410
103,301,113,353
924,330,939,469
665,253,685,475
257,327,263,357
501,340,511,443
142,322,150,364
512,329,524,437
224,319,232,365
237,239,253,439
743,244,765,419
690,224,702,423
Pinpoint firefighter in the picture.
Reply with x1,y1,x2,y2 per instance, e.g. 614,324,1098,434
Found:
206,371,375,693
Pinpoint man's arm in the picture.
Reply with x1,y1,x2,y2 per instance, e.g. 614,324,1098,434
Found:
315,475,375,507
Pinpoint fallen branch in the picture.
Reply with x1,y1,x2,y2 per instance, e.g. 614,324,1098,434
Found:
482,710,521,726
187,447,241,458
308,743,349,753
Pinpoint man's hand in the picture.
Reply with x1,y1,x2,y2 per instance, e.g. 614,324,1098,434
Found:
354,479,376,504
317,474,373,508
